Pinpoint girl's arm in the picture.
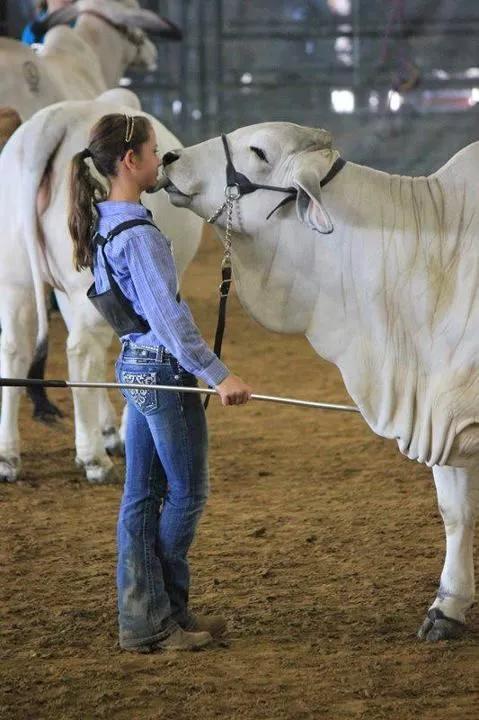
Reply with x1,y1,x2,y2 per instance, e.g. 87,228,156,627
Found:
123,226,230,388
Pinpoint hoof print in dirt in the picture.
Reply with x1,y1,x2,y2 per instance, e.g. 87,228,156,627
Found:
417,608,466,641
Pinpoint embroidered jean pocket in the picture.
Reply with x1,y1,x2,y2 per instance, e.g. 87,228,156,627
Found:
119,370,159,414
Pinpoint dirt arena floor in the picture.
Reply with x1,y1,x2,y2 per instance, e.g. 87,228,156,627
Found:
1,228,478,720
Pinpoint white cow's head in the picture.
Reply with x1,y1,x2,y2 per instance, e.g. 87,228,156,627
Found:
161,122,340,236
43,0,182,71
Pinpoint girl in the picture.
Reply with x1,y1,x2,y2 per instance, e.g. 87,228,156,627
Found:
68,113,252,653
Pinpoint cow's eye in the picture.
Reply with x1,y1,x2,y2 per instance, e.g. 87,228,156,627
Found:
250,146,268,162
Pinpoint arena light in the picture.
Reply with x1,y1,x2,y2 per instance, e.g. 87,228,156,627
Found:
369,91,379,111
388,90,403,112
119,77,132,87
432,69,449,80
331,89,355,113
335,36,353,66
172,99,182,115
241,72,253,85
469,88,479,106
327,0,352,15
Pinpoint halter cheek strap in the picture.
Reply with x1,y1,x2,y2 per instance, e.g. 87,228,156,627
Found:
219,133,347,220
222,133,297,200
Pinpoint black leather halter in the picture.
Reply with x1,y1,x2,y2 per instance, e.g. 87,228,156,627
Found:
220,133,347,219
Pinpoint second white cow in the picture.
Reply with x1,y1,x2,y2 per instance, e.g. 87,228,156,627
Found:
0,92,203,483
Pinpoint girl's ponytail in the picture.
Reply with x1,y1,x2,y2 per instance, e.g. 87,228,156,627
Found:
68,148,105,271
67,113,151,272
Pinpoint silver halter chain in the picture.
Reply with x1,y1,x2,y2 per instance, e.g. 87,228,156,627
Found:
207,184,241,271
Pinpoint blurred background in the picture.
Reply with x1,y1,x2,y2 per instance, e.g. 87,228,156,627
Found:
3,0,479,174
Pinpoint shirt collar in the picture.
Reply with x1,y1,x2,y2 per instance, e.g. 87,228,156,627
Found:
95,201,152,219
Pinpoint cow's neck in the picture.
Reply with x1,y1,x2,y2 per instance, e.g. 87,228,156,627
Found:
229,160,471,466
75,14,130,89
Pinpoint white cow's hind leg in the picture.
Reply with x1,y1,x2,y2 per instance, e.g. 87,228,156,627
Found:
100,396,125,457
119,402,128,446
65,296,117,483
418,464,478,641
0,287,36,481
55,289,123,457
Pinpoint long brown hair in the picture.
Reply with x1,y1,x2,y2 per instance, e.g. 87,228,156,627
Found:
68,113,151,271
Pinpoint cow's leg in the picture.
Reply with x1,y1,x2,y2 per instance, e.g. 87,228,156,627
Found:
55,289,123,457
0,287,36,482
26,290,62,422
26,335,64,423
119,403,128,446
65,295,118,484
418,464,478,641
101,397,125,458
20,152,62,422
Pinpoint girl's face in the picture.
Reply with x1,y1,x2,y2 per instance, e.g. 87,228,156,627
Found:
47,0,73,11
134,126,162,193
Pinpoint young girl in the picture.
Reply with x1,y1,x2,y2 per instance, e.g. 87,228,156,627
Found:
68,113,252,653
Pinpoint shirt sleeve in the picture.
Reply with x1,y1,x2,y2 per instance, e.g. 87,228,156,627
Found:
122,226,230,387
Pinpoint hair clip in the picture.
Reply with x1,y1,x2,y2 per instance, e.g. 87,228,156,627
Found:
124,114,135,144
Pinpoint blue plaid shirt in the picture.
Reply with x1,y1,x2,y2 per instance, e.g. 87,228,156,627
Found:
93,200,230,388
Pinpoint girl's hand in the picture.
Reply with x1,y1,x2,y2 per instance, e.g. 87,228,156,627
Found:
215,374,252,406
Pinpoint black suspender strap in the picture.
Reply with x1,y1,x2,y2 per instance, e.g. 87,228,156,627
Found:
95,219,156,294
91,219,156,334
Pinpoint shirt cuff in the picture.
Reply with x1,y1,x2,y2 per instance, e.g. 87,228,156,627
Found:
196,355,230,387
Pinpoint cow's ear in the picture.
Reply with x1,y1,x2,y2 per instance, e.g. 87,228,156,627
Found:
315,128,333,149
85,0,182,37
293,164,334,234
39,6,78,32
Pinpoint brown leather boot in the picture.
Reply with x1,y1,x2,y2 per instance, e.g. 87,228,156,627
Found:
157,625,213,650
122,624,213,653
180,613,227,638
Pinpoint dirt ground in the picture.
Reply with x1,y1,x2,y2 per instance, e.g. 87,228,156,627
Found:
1,228,478,720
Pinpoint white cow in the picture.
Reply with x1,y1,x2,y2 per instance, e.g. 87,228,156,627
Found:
0,0,180,421
0,0,179,135
0,91,203,483
160,121,479,641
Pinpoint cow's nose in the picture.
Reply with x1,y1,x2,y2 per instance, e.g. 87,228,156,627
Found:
162,151,180,166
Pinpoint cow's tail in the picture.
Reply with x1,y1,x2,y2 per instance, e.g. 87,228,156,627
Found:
19,104,71,348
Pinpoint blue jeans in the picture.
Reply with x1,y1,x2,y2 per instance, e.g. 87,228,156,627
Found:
114,341,209,650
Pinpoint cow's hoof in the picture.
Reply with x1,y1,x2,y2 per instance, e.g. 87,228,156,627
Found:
75,456,119,484
33,399,64,425
417,608,466,641
0,456,20,482
102,427,125,457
